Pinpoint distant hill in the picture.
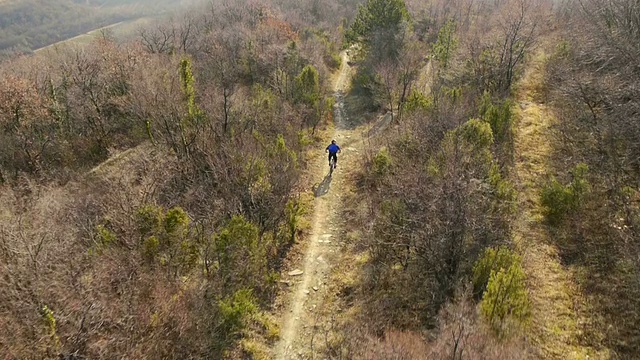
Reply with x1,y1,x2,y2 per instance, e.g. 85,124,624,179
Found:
0,0,196,57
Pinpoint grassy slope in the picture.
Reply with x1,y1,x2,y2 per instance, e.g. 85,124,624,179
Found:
511,47,611,359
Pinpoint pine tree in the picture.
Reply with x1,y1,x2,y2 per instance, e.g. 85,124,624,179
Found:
344,0,410,62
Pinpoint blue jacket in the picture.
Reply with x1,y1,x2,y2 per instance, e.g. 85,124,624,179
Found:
326,144,340,154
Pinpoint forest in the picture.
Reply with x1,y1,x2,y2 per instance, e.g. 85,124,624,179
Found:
0,0,639,358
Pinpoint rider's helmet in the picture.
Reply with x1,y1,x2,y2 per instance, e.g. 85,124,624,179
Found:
331,139,336,144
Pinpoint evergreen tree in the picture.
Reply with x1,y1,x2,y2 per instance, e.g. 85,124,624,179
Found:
344,0,410,62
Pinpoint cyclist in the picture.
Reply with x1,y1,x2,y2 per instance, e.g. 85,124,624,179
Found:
326,139,341,168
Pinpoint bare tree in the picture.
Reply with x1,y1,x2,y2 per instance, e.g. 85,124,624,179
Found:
139,22,176,54
465,0,542,94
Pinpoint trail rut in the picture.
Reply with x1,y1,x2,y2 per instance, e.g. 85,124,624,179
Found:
512,49,606,359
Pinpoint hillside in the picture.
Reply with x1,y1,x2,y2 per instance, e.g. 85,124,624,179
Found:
1,0,639,358
0,0,202,57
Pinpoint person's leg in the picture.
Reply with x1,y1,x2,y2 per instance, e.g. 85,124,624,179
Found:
331,153,337,167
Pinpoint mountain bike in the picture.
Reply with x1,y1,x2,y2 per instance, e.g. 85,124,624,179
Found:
329,157,336,176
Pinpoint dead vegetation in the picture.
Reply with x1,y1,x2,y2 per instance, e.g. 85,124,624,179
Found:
317,0,597,359
323,0,639,358
541,0,640,356
2,0,639,358
0,0,356,357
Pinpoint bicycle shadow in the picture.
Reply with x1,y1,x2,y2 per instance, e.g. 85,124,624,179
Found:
313,174,333,197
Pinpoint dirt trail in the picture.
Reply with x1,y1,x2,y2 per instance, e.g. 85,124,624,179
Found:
273,52,362,359
512,49,606,359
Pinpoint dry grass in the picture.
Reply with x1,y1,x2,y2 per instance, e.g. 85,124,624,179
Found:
511,47,611,359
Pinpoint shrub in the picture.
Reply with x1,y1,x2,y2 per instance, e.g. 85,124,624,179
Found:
426,294,528,359
372,147,392,177
41,305,60,351
568,163,590,200
240,339,270,360
136,205,163,236
164,207,190,234
489,164,517,204
351,68,383,111
325,52,342,70
143,236,160,261
440,119,494,170
472,246,520,298
285,197,305,244
213,215,265,291
480,261,531,337
294,65,320,107
540,163,590,225
552,39,571,59
95,224,116,246
540,179,573,224
218,289,258,340
458,118,494,149
135,205,196,274
432,19,458,69
177,239,200,273
179,57,204,124
270,134,298,169
403,90,433,112
479,91,514,145
252,312,280,342
91,224,116,255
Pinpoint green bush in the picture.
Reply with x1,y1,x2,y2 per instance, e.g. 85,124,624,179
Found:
285,198,305,244
177,239,200,271
351,68,383,111
294,65,320,107
553,39,571,59
179,57,204,124
143,236,160,261
540,179,573,224
343,0,409,60
472,246,519,297
91,224,116,255
136,205,163,235
372,147,392,177
164,207,190,234
458,118,494,149
540,163,590,225
219,290,257,336
213,215,265,291
380,199,408,228
478,91,514,144
488,164,517,212
569,163,590,198
403,90,433,112
432,19,458,69
440,119,494,171
135,205,196,274
270,134,298,169
325,52,342,69
480,261,531,337
95,224,116,246
41,305,60,351
489,164,516,198
212,289,259,356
